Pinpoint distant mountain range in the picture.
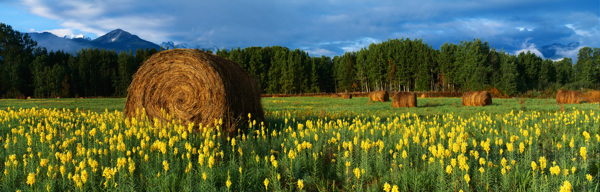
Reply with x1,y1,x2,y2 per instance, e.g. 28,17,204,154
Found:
539,42,580,60
28,29,161,54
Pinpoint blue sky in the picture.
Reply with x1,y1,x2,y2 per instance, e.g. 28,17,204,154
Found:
0,0,598,59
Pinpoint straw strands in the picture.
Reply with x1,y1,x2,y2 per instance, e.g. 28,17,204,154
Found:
556,90,581,104
392,92,417,108
368,91,389,102
462,91,492,106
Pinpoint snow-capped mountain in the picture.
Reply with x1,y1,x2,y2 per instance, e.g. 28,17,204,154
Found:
28,29,160,54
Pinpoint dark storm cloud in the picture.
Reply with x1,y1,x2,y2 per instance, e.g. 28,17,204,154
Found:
15,0,600,58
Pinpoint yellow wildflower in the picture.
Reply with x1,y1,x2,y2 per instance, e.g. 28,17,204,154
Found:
163,160,169,172
226,171,232,189
550,165,560,176
559,180,572,192
298,179,304,190
26,173,36,186
264,178,269,190
580,147,587,161
384,182,391,192
354,167,361,179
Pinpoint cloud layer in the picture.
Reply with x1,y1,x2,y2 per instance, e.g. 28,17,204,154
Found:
5,0,600,57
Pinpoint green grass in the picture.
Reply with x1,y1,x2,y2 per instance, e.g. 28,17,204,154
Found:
0,98,125,112
1,97,597,116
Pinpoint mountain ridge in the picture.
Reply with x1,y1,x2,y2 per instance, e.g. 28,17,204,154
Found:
28,29,161,53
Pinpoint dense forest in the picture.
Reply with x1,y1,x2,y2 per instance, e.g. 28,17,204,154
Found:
1,22,599,98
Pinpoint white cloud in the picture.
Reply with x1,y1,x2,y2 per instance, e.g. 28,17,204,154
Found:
514,38,544,57
44,28,78,38
306,48,335,56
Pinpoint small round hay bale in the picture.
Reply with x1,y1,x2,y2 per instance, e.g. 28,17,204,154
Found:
420,93,426,98
368,91,389,102
556,90,581,104
16,94,26,100
331,93,339,98
583,90,600,103
125,49,265,136
392,92,417,108
340,93,352,99
462,91,492,106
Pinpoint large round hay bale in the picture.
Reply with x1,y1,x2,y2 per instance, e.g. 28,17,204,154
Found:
125,49,265,136
340,93,352,99
556,90,581,104
368,91,389,102
392,92,417,108
462,91,492,106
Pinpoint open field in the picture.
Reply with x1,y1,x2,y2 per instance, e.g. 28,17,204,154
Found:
0,97,599,191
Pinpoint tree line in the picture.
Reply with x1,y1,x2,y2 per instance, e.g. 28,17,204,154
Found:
333,38,599,95
1,22,599,98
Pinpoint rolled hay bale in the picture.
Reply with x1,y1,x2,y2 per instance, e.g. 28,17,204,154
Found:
331,93,339,98
556,90,581,104
125,49,265,136
392,92,417,108
368,90,389,102
420,93,427,98
583,90,600,103
16,94,26,100
340,93,352,99
462,91,492,106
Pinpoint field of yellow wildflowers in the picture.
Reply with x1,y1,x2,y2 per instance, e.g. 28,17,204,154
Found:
0,97,598,191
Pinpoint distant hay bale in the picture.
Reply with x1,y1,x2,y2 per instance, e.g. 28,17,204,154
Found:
16,94,26,100
583,90,600,103
462,91,492,106
331,94,339,98
26,96,31,100
392,92,417,108
125,49,265,136
420,93,426,98
556,90,581,104
368,91,389,102
340,93,352,99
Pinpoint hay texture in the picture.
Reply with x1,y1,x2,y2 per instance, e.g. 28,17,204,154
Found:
583,90,600,103
392,92,417,108
331,94,339,98
125,49,264,136
556,90,581,104
340,93,352,99
462,91,492,106
368,91,389,102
